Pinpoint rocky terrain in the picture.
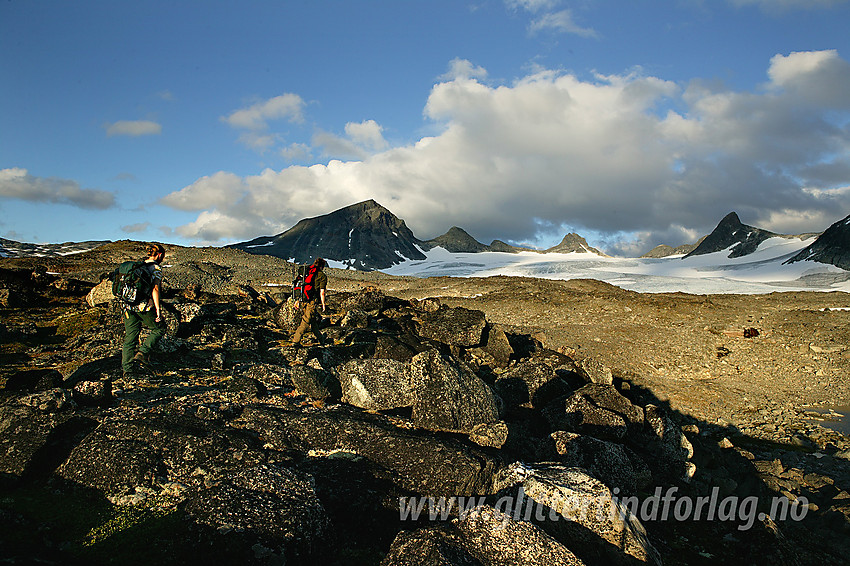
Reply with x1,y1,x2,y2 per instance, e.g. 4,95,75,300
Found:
2,241,850,565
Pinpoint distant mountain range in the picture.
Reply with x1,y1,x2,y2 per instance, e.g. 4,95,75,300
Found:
0,238,112,259
3,200,849,274
228,200,611,269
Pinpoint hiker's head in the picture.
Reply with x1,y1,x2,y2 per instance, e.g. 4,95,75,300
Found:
148,243,166,263
312,257,327,270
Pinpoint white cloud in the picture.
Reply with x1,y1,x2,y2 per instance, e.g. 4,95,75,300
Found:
529,9,598,37
344,120,388,151
0,168,115,210
505,0,559,13
505,0,597,37
441,58,489,81
767,50,850,107
104,120,162,137
221,93,305,130
162,51,850,253
312,120,389,160
280,142,312,162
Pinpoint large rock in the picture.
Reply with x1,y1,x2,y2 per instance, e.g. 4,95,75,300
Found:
85,278,113,307
58,411,265,495
418,306,487,347
379,526,480,566
494,358,571,410
0,405,91,480
337,286,386,313
456,505,587,566
495,462,660,565
543,384,644,441
289,365,341,402
381,505,587,566
549,431,651,493
235,405,501,496
410,350,500,433
182,463,329,563
337,358,413,411
643,404,695,483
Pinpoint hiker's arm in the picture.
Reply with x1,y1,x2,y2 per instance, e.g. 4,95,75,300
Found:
152,283,162,322
320,288,326,311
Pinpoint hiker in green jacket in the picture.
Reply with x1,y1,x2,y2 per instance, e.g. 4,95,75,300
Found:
292,257,328,346
122,243,166,375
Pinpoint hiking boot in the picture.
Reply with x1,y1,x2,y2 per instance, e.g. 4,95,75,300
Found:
133,351,150,365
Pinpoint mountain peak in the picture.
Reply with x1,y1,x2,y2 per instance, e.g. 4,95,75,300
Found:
684,212,777,259
784,212,850,270
229,200,426,270
425,226,489,253
544,233,607,256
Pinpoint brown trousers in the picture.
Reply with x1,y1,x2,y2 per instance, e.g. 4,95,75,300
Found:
292,300,325,344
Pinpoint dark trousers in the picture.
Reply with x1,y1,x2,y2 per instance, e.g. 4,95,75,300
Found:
122,310,166,372
292,300,325,344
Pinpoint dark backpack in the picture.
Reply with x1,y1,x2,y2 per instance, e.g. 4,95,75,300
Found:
111,260,154,306
292,264,319,302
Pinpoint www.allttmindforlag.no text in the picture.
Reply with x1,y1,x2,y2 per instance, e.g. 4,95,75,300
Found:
399,486,809,531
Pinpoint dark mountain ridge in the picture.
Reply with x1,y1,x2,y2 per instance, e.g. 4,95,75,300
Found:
683,212,781,259
784,213,850,270
229,199,427,270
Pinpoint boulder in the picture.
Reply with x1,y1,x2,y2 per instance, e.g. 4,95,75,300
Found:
374,334,421,361
338,286,386,313
380,526,479,566
494,358,571,410
410,350,500,433
642,404,695,483
573,357,614,386
58,412,266,495
85,278,113,307
494,462,660,565
235,405,501,496
382,505,588,566
0,405,88,479
481,325,514,367
543,384,644,441
412,297,442,313
549,431,651,493
272,298,302,331
337,358,413,411
341,308,369,328
289,365,341,401
182,463,329,563
468,422,510,449
72,380,112,406
456,505,587,566
418,306,487,347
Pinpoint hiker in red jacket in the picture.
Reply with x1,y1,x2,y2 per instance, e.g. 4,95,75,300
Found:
292,257,328,346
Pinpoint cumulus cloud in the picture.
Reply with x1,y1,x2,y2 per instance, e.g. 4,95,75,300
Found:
221,93,305,130
162,50,850,254
0,168,115,210
104,120,162,137
312,120,389,160
441,58,489,81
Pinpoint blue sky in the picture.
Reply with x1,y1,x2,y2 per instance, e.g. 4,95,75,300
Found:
2,0,850,256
